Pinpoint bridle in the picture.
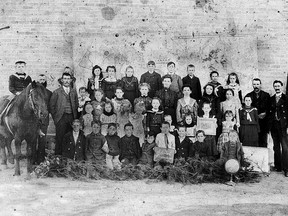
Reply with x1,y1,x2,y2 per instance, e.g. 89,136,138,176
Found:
28,88,39,118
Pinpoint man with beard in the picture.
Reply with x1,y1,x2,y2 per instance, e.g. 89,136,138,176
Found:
37,74,52,163
268,80,288,177
245,78,270,147
49,72,78,155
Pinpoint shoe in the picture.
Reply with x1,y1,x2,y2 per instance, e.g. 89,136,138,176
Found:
272,167,282,172
284,171,288,177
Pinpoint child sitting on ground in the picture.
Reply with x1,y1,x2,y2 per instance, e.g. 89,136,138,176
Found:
175,126,192,160
138,131,156,168
86,121,107,164
105,123,121,170
217,110,236,153
100,101,117,136
119,123,142,166
217,130,244,166
189,130,212,160
183,114,196,142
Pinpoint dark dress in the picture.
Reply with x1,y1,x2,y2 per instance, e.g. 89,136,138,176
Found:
121,76,139,106
245,90,270,147
155,88,178,124
175,136,192,160
208,81,225,102
182,75,202,101
87,77,104,100
146,110,164,135
140,71,162,98
239,106,259,147
86,132,107,163
101,79,121,99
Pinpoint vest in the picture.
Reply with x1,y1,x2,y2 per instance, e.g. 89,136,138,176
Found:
63,92,72,114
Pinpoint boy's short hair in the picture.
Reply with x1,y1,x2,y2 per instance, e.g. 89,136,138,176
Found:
187,64,195,69
162,74,172,82
139,82,150,91
147,131,156,137
167,61,175,67
161,121,170,127
79,87,86,92
147,60,155,65
15,61,26,65
196,130,205,136
72,119,81,125
244,95,252,101
124,122,134,129
107,122,117,129
210,71,219,77
177,125,186,130
91,120,101,127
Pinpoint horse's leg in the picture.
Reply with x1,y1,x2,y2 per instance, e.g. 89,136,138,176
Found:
25,136,37,178
14,136,22,176
0,139,7,167
6,137,14,164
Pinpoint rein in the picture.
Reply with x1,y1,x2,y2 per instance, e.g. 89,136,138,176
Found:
28,88,39,117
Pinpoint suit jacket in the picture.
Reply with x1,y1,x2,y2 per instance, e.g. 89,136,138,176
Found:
119,135,142,161
182,75,202,101
268,93,288,129
62,130,86,161
175,136,192,159
49,86,78,124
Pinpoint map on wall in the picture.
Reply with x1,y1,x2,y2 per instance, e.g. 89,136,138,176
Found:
73,34,258,96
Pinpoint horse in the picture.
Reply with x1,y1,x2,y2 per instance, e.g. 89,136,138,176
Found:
0,81,49,176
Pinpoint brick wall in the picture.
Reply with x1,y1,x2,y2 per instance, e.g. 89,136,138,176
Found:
0,0,288,96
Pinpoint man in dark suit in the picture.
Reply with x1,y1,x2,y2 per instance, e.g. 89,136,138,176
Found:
245,78,270,148
140,61,162,98
37,74,52,163
49,72,79,155
182,64,202,101
62,119,86,161
155,75,177,124
268,80,288,177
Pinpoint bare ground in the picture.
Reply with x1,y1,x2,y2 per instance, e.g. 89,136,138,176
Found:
0,161,288,216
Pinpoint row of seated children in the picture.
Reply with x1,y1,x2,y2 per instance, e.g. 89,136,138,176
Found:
63,118,244,170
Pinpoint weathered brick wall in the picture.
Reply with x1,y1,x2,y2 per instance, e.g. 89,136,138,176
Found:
0,0,288,96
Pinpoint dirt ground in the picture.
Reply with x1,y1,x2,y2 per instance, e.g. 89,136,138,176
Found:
1,161,288,216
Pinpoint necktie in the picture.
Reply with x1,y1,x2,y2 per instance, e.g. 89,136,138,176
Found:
164,134,169,148
276,95,280,104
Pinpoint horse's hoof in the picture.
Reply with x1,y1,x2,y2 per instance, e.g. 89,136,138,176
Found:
13,171,21,176
8,157,14,164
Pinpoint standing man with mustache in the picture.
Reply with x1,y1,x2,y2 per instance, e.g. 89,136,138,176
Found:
245,78,270,148
268,80,288,177
49,72,78,155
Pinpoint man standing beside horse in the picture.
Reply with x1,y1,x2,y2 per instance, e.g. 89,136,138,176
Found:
49,72,78,156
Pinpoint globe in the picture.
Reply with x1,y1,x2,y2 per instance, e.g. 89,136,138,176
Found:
225,159,240,174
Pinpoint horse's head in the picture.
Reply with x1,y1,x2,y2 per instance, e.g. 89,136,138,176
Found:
27,81,49,123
